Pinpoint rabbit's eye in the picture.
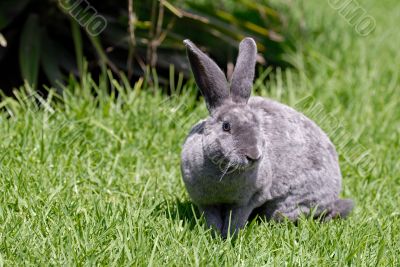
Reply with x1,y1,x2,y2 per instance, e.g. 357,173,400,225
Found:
222,121,231,132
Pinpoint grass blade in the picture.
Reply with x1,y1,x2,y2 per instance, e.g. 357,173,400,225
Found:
19,14,41,89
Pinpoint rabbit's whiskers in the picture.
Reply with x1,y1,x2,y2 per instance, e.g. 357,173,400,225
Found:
219,159,233,182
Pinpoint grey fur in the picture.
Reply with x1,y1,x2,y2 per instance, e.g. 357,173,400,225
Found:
184,39,229,113
230,38,257,104
181,38,354,238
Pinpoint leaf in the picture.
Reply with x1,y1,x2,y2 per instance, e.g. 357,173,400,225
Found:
40,31,65,91
19,14,41,89
0,32,6,47
71,19,84,77
87,33,119,75
237,0,279,18
161,0,183,18
215,9,270,36
0,0,31,30
88,34,108,73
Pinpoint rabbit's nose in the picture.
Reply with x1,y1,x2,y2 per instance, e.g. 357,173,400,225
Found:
245,149,261,162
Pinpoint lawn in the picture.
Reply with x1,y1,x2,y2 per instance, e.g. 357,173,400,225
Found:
1,0,399,266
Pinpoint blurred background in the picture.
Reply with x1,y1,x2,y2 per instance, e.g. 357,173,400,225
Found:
0,0,301,95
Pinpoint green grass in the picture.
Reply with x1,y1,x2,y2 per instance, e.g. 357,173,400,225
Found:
1,0,399,265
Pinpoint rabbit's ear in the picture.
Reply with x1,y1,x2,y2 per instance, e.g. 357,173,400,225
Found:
184,40,229,112
230,38,257,104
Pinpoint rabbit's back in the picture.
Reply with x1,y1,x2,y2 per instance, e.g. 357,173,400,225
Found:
249,96,342,219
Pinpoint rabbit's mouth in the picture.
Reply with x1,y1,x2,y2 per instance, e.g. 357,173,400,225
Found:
216,156,258,174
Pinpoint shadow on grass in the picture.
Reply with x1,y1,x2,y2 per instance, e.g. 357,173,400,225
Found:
159,199,277,230
162,199,313,222
160,198,203,231
158,199,306,242
161,199,274,233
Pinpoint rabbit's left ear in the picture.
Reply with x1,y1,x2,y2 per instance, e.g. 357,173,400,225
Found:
230,38,257,104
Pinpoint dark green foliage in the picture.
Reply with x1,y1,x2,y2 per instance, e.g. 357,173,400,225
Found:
0,0,293,92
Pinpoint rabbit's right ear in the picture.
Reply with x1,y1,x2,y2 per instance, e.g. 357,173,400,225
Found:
184,40,229,113
230,38,257,104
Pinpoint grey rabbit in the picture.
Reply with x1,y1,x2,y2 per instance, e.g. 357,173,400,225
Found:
180,37,354,238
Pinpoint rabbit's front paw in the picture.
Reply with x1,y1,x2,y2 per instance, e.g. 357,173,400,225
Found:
200,206,224,235
221,206,254,238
